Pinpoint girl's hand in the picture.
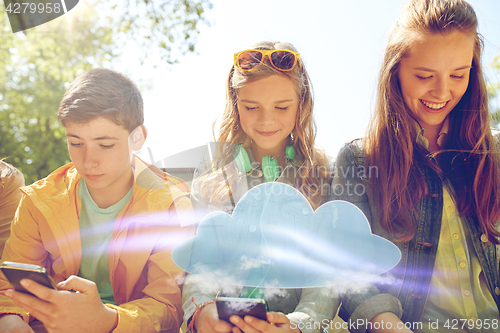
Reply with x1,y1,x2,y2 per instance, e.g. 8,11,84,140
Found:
229,312,301,333
0,314,34,333
195,303,233,333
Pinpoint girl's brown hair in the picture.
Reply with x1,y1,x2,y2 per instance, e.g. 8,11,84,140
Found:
366,0,500,243
199,41,330,209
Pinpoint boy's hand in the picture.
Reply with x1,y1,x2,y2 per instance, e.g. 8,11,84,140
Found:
195,303,233,333
229,312,301,333
0,314,34,333
5,275,118,333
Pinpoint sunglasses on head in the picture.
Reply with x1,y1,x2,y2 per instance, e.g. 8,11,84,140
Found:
234,49,301,72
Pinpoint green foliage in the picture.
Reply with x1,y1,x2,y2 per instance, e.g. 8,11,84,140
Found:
0,0,211,184
0,5,115,184
89,0,212,64
489,56,500,127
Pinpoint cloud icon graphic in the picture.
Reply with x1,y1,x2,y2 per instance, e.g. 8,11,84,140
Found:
172,182,401,288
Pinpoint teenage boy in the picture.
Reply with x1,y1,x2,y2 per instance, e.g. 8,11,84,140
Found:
0,68,194,332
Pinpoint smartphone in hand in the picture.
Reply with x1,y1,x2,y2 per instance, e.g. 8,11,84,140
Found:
0,261,57,296
216,296,267,323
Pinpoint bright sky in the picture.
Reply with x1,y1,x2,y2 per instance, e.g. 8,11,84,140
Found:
114,0,500,168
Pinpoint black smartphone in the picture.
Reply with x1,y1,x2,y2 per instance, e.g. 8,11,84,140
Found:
216,296,267,323
0,261,57,295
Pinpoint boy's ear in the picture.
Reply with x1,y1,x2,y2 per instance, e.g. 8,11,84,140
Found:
131,125,147,151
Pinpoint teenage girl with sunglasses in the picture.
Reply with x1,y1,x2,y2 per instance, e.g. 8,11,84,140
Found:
334,0,500,331
183,41,338,333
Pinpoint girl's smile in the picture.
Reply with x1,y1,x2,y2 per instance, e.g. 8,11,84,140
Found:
420,99,449,111
255,130,280,136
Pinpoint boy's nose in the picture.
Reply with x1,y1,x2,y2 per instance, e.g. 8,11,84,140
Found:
82,148,99,169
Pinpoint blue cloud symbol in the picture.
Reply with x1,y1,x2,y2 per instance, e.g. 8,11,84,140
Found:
172,182,401,288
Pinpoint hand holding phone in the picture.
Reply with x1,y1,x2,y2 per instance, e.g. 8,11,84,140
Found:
0,261,57,296
194,303,233,333
215,296,267,323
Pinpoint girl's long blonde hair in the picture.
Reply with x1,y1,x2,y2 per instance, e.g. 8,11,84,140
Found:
198,41,330,209
366,0,500,243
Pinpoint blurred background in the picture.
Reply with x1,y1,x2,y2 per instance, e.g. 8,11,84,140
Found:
1,0,499,184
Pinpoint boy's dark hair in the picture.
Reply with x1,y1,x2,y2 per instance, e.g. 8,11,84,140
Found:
58,68,143,132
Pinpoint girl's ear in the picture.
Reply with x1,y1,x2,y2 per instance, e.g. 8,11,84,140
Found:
131,125,147,151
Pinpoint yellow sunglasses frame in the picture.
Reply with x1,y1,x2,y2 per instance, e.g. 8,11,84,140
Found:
233,49,301,72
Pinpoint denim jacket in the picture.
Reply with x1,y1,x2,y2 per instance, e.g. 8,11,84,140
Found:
183,147,338,333
333,139,500,333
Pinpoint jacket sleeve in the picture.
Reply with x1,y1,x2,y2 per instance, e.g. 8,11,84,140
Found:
0,162,24,256
287,286,339,333
0,194,48,323
331,142,372,221
332,142,402,333
182,273,220,326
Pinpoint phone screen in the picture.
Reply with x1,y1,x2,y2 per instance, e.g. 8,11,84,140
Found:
216,296,267,322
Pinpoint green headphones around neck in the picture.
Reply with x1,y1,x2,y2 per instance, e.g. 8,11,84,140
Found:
233,145,296,182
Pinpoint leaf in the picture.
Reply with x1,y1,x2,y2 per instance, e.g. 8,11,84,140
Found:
1,0,213,182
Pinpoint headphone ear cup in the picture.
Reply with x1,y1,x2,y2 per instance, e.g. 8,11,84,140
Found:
233,145,252,173
262,155,280,182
